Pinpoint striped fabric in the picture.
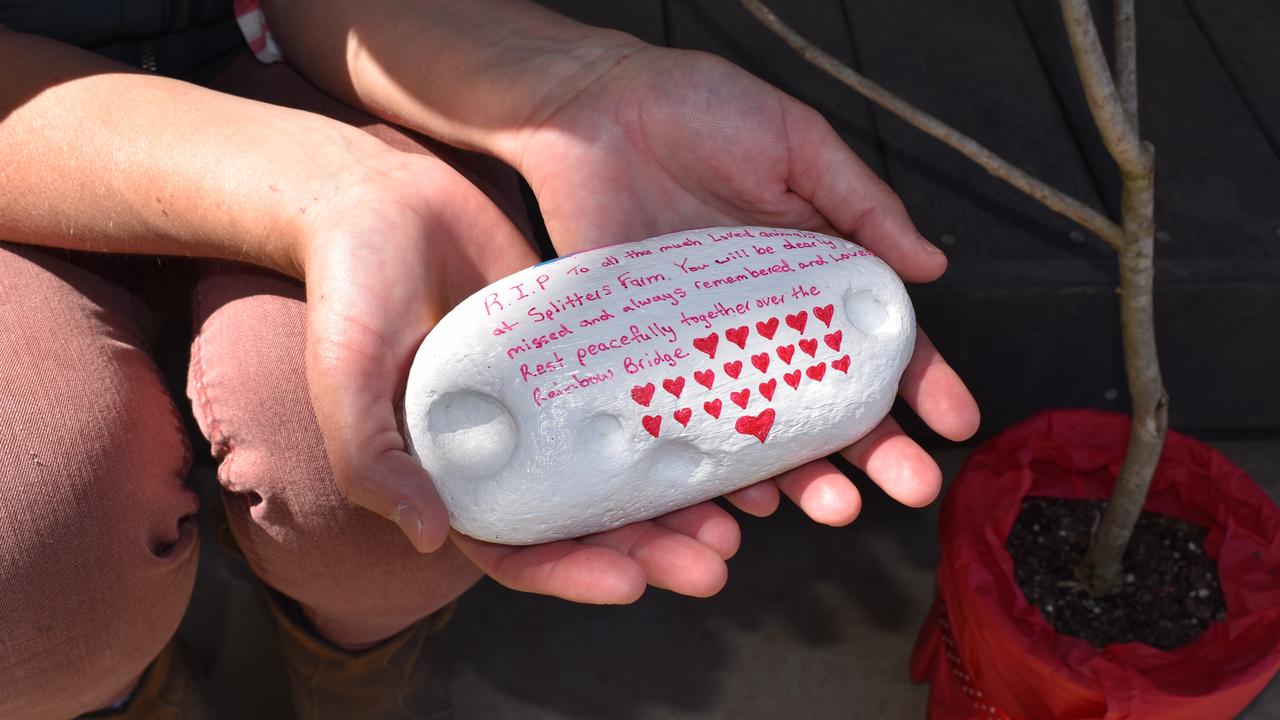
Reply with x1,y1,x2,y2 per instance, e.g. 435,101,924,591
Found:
233,0,283,63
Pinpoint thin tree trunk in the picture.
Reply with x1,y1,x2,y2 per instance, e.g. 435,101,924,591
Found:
1059,0,1168,596
1075,168,1168,594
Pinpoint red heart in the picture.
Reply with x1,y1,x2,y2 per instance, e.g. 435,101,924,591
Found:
730,388,751,409
674,407,692,427
662,376,685,398
703,398,722,419
751,352,770,374
759,378,777,401
723,360,743,379
755,317,779,340
824,330,843,352
735,408,776,444
693,369,715,389
799,338,818,357
832,355,851,373
776,344,795,364
631,383,656,407
806,362,827,382
725,325,750,349
642,415,662,437
814,304,835,327
784,370,802,389
692,332,719,359
785,311,808,334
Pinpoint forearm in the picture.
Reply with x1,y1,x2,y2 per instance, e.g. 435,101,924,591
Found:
0,29,394,276
260,0,644,167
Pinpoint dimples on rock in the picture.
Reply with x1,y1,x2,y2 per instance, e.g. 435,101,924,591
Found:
404,227,915,544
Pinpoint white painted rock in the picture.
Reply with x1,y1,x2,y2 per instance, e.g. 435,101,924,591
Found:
404,226,915,544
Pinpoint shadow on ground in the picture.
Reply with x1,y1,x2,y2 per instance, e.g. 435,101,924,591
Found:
180,441,1280,719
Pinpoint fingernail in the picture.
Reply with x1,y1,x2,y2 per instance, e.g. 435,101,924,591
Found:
393,501,425,552
919,234,946,256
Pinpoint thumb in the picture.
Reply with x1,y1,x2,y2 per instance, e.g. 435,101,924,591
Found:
304,237,452,553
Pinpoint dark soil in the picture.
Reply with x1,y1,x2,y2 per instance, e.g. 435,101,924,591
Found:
1006,496,1227,650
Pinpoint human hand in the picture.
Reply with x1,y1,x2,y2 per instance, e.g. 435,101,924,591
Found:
299,150,535,551
300,150,742,603
510,45,981,525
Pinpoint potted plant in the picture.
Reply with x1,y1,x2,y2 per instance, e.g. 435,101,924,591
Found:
742,0,1280,716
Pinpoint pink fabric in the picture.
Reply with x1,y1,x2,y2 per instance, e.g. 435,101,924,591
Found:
0,244,198,720
188,264,482,643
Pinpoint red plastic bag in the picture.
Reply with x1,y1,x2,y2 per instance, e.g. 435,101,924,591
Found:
911,409,1280,719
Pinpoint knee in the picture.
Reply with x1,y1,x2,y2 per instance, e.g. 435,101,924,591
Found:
190,267,480,632
0,382,198,717
0,382,198,718
0,244,198,718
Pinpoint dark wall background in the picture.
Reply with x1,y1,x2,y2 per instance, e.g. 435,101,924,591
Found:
532,0,1280,440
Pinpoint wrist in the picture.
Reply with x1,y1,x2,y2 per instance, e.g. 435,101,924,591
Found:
157,106,407,281
261,0,649,168
454,29,652,168
290,147,479,287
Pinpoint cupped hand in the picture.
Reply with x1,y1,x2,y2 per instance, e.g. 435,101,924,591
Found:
299,148,743,604
512,44,981,525
300,151,537,551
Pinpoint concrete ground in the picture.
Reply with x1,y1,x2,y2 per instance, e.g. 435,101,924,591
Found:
181,438,1280,719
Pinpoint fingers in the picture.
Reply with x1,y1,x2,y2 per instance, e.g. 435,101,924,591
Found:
453,506,740,604
582,522,729,598
723,481,781,517
452,534,648,605
654,502,741,560
454,516,732,603
826,330,974,509
839,416,942,508
774,459,863,526
899,328,980,441
783,102,947,283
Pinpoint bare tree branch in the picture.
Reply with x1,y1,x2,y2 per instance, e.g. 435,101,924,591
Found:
739,0,1125,250
1060,0,1149,176
1114,0,1139,131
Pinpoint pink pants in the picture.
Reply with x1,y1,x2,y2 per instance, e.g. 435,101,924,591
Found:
0,55,528,719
